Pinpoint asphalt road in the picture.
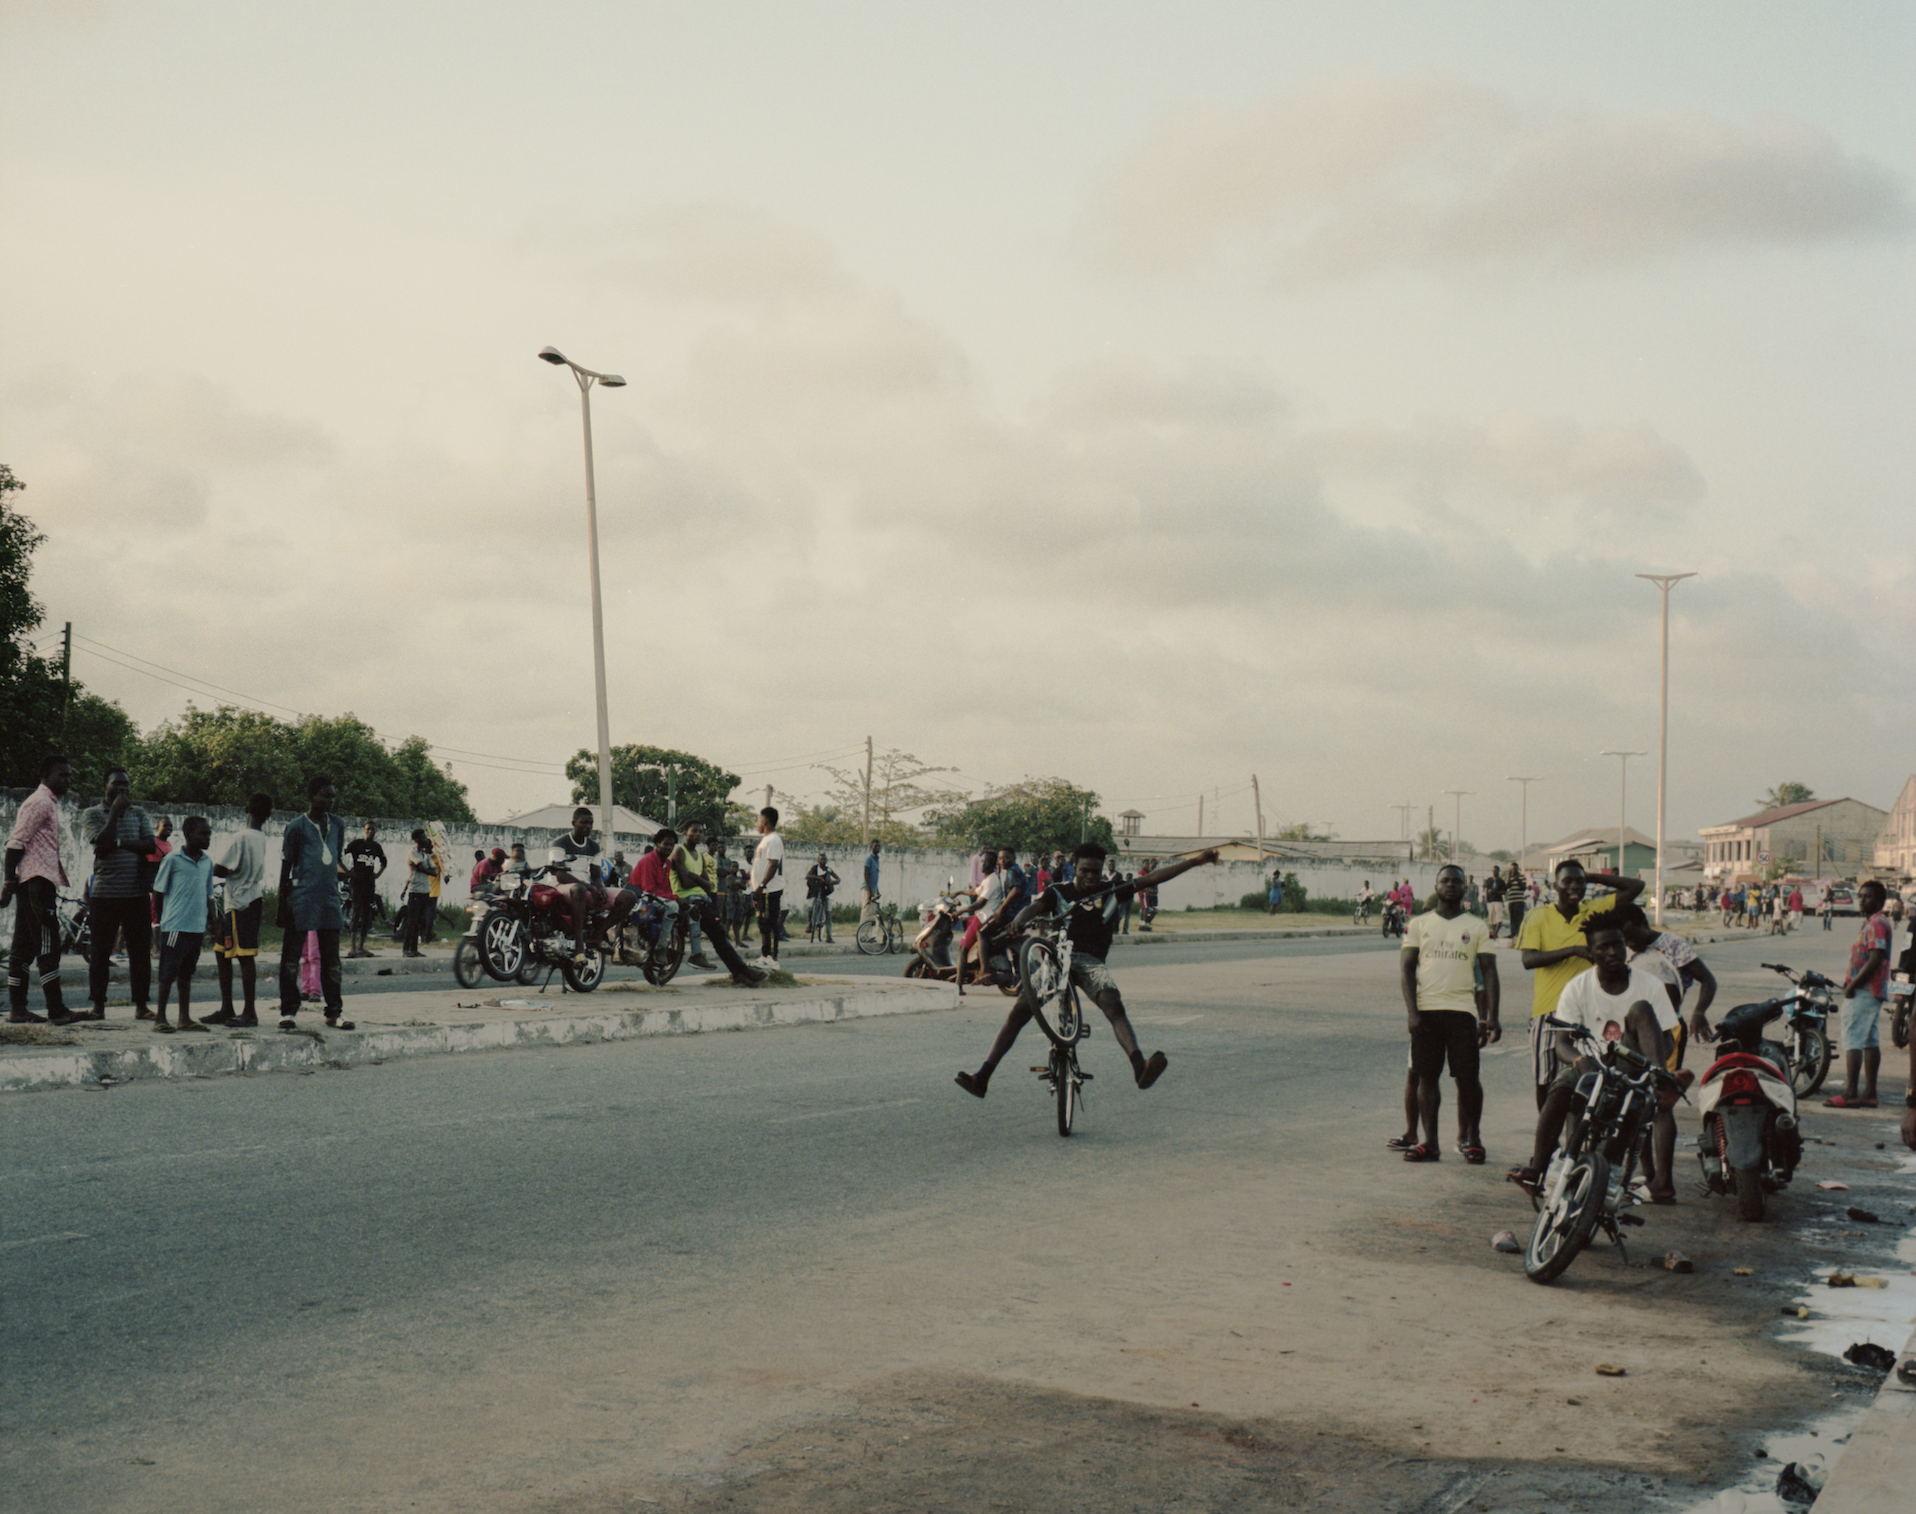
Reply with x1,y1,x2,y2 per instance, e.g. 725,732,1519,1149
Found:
2,928,1901,1514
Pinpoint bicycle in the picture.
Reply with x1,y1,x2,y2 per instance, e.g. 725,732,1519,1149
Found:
1017,917,1095,1137
855,900,904,956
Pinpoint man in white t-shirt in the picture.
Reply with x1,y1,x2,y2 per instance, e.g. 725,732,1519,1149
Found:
750,807,785,963
207,792,273,1028
1511,915,1680,1198
1398,864,1500,1164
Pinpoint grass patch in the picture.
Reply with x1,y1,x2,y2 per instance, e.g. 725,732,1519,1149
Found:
0,1024,81,1045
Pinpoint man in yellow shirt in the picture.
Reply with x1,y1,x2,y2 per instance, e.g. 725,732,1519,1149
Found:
1516,859,1644,1109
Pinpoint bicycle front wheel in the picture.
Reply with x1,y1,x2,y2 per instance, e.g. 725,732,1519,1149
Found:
886,919,905,954
856,918,886,956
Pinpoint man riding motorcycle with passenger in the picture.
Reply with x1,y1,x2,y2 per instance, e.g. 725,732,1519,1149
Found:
548,806,639,966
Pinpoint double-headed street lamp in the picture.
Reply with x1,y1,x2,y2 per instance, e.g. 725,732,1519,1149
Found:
1508,776,1538,873
1443,790,1473,866
539,345,625,847
1600,750,1645,877
1638,572,1697,925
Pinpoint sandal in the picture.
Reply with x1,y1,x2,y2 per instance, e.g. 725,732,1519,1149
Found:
1385,1134,1416,1150
1457,1141,1486,1165
324,1017,357,1031
1402,1143,1440,1162
1824,1094,1878,1109
1506,1166,1541,1197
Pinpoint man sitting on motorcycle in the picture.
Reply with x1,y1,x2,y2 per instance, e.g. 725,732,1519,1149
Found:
548,807,637,966
1508,917,1681,1199
663,820,765,986
953,843,1220,1099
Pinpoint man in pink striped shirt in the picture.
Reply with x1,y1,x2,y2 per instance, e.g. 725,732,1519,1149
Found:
4,753,80,1024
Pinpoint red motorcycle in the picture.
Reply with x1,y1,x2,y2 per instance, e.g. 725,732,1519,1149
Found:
479,867,613,992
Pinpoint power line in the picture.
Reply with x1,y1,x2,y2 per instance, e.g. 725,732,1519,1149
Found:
75,636,308,717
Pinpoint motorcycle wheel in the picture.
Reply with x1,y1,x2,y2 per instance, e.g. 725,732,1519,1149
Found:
516,954,547,988
480,915,526,981
1732,1163,1766,1222
855,918,886,956
903,957,928,978
649,923,686,987
561,948,607,994
1787,1024,1831,1098
452,936,484,990
1524,1152,1608,1285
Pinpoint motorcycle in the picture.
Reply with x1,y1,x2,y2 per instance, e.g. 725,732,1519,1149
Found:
1522,1017,1684,1284
904,884,1019,995
609,893,686,986
1381,898,1407,939
1695,999,1802,1223
1759,962,1836,1096
455,881,531,989
477,867,612,993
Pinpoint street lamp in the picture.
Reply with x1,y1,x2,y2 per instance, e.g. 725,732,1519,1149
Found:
1508,776,1538,873
1443,790,1473,866
539,345,625,850
1637,572,1696,926
1600,750,1645,878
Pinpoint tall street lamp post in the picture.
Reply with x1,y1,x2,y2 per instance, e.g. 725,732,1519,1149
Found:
1443,790,1473,867
1508,776,1538,874
539,345,625,849
1637,572,1696,926
1600,750,1645,880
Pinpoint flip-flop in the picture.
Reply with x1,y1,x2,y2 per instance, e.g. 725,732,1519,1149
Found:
1457,1141,1486,1165
1506,1167,1541,1197
1824,1094,1878,1109
1402,1143,1440,1162
1385,1135,1416,1150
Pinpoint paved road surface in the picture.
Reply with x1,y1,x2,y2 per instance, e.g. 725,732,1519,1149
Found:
3,929,1903,1513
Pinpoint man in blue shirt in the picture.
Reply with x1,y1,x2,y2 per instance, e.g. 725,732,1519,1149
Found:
277,774,351,1031
861,840,882,924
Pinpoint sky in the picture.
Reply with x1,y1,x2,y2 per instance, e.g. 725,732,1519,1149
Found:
4,0,1913,853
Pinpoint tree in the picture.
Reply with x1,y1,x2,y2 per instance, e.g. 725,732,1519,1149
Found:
924,778,1117,856
567,744,742,839
1274,822,1330,841
0,464,139,789
1756,782,1815,812
814,748,962,843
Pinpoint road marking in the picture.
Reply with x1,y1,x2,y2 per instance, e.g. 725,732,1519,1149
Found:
0,1231,89,1251
771,1098,923,1124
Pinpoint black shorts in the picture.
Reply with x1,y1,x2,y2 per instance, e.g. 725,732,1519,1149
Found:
214,898,263,959
158,930,205,981
1409,1012,1480,1083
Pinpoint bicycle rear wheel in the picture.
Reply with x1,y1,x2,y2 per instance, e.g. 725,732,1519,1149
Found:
1055,1046,1077,1137
856,918,886,956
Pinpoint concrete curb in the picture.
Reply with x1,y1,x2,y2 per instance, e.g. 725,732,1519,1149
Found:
1813,1324,1916,1512
0,979,960,1095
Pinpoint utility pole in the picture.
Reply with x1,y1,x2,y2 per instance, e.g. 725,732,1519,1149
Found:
862,735,873,845
1388,802,1413,846
666,765,678,826
1507,777,1538,872
1600,750,1645,876
1197,793,1203,835
1426,804,1435,863
59,622,72,737
764,784,773,812
1442,790,1474,867
1638,572,1695,925
1252,775,1266,865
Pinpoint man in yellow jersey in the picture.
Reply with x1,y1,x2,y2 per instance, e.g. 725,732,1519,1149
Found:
1516,859,1643,1110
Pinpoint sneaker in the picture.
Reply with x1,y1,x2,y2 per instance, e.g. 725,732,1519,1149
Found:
730,967,768,988
278,1017,298,1031
688,954,716,970
8,1010,48,1024
232,1014,260,1028
49,1009,92,1027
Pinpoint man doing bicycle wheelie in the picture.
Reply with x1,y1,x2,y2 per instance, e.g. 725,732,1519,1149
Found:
953,843,1220,1099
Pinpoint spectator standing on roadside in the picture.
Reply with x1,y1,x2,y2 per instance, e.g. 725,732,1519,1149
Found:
805,853,840,942
1504,865,1527,942
145,817,174,933
150,816,216,1034
861,840,882,923
750,807,784,963
5,754,79,1025
1828,880,1892,1110
207,791,272,1027
1822,887,1835,930
1398,864,1500,1165
81,767,156,1020
401,828,436,958
345,822,388,958
1484,866,1507,939
276,775,351,1031
1789,883,1804,931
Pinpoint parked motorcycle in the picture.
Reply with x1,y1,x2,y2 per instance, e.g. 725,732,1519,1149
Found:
1523,1017,1684,1284
455,881,526,989
1758,962,1836,1096
610,893,686,986
1695,999,1802,1223
478,867,611,993
904,885,1019,995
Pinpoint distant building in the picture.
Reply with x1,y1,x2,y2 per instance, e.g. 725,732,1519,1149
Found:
496,802,666,840
1699,797,1888,881
1519,826,1702,880
1873,776,1916,879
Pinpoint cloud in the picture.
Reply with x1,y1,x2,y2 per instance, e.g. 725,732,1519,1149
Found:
1087,71,1911,280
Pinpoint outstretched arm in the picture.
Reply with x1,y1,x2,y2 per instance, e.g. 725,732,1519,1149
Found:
1136,848,1220,890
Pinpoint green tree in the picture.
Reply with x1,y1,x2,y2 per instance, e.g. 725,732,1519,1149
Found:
0,465,139,788
568,744,742,839
1274,822,1330,841
924,778,1117,856
1756,781,1815,811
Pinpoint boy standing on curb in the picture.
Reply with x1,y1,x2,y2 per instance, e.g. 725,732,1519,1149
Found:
207,792,272,1027
151,817,216,1033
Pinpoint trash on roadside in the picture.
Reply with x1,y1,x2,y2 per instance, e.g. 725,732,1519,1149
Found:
1732,1267,1754,1276
1842,1342,1896,1372
1594,1363,1627,1377
1845,1206,1880,1224
1828,1273,1857,1287
495,1000,557,1011
1664,1251,1694,1274
1491,1230,1521,1254
1775,1460,1823,1505
1816,1181,1850,1191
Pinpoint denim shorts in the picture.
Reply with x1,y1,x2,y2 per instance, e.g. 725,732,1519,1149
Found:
1841,989,1882,1052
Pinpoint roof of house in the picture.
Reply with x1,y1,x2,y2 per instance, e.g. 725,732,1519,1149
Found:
1706,798,1848,832
494,802,667,835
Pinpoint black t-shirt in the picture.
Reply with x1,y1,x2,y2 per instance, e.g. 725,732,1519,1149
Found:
346,839,386,877
1483,876,1505,903
551,834,600,879
1035,879,1137,962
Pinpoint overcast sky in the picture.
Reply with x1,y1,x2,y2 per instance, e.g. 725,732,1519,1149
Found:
5,1,1912,850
